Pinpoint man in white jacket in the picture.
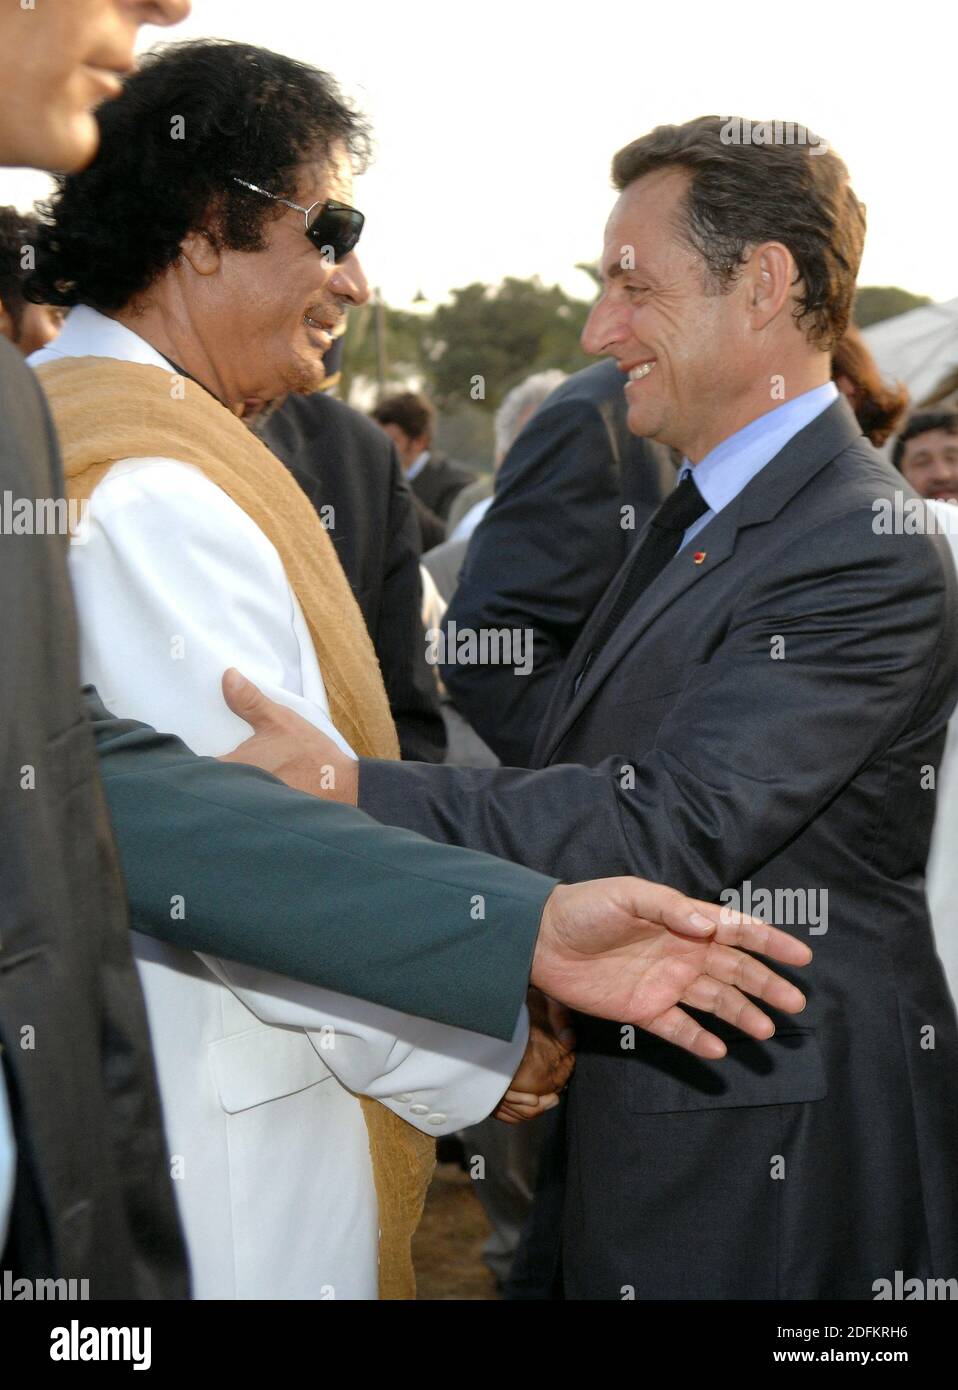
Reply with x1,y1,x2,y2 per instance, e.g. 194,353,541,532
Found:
33,303,538,1301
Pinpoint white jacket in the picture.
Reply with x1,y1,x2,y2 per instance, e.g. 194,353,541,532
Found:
32,308,527,1300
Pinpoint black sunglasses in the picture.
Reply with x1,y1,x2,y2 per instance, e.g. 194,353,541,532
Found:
232,177,364,262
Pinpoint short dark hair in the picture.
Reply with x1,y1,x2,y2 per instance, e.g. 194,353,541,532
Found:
26,39,370,313
611,116,866,350
892,410,958,472
371,391,435,441
0,206,40,334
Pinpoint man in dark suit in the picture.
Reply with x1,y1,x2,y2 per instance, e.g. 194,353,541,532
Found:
0,0,190,1299
262,389,447,762
372,390,477,550
313,118,958,1298
0,338,188,1297
443,359,675,765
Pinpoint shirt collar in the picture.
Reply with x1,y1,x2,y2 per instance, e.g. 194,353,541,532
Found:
28,304,172,372
678,381,840,514
406,449,431,482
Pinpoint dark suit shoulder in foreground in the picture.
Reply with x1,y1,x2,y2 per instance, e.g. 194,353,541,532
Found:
0,339,187,1296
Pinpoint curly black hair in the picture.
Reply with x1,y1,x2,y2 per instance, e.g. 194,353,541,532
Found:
26,39,371,313
612,117,866,351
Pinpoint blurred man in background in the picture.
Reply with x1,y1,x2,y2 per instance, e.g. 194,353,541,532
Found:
442,356,675,766
0,207,64,356
893,409,958,501
373,389,476,549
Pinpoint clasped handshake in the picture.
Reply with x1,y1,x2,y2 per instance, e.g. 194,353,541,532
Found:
492,874,809,1123
219,670,812,1124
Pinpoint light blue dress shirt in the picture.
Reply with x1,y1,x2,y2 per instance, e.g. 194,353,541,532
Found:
405,449,431,483
677,382,839,549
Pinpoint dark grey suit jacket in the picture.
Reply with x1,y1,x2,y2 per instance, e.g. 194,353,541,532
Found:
0,339,187,1297
411,452,477,551
359,397,958,1298
442,359,675,765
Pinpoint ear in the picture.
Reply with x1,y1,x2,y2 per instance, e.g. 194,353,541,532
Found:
744,242,795,332
0,295,13,342
179,228,221,277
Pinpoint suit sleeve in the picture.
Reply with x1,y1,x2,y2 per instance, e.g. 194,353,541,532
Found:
442,398,630,765
412,492,447,552
208,955,527,1132
91,699,553,1040
361,511,958,893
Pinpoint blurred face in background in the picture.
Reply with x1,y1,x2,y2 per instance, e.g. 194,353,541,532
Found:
0,0,189,172
0,298,64,357
379,423,428,471
899,429,958,502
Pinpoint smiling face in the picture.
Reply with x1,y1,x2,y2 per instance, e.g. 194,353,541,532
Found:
176,147,369,410
0,0,190,172
899,428,958,502
582,167,787,461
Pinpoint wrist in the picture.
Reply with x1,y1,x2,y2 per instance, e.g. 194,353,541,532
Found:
530,885,565,989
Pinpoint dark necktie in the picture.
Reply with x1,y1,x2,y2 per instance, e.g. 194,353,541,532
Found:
573,473,709,693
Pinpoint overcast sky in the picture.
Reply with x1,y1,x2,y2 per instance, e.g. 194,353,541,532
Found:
2,0,954,309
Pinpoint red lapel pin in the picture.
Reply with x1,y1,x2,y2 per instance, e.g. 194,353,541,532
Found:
693,550,707,565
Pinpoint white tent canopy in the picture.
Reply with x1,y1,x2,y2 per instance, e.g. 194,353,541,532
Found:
862,297,958,405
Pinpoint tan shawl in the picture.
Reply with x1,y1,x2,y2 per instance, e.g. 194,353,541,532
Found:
38,356,436,1300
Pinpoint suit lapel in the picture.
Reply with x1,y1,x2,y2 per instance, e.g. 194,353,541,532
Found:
537,504,741,762
536,397,864,765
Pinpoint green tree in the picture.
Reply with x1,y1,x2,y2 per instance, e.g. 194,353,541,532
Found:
853,285,932,329
421,276,591,411
340,299,424,401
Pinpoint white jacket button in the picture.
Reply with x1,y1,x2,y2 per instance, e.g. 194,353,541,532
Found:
426,1113,447,1126
409,1103,430,1115
394,1094,412,1103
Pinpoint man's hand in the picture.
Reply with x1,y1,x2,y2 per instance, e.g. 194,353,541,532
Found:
531,878,811,1060
219,668,358,804
219,670,811,1061
494,990,575,1124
